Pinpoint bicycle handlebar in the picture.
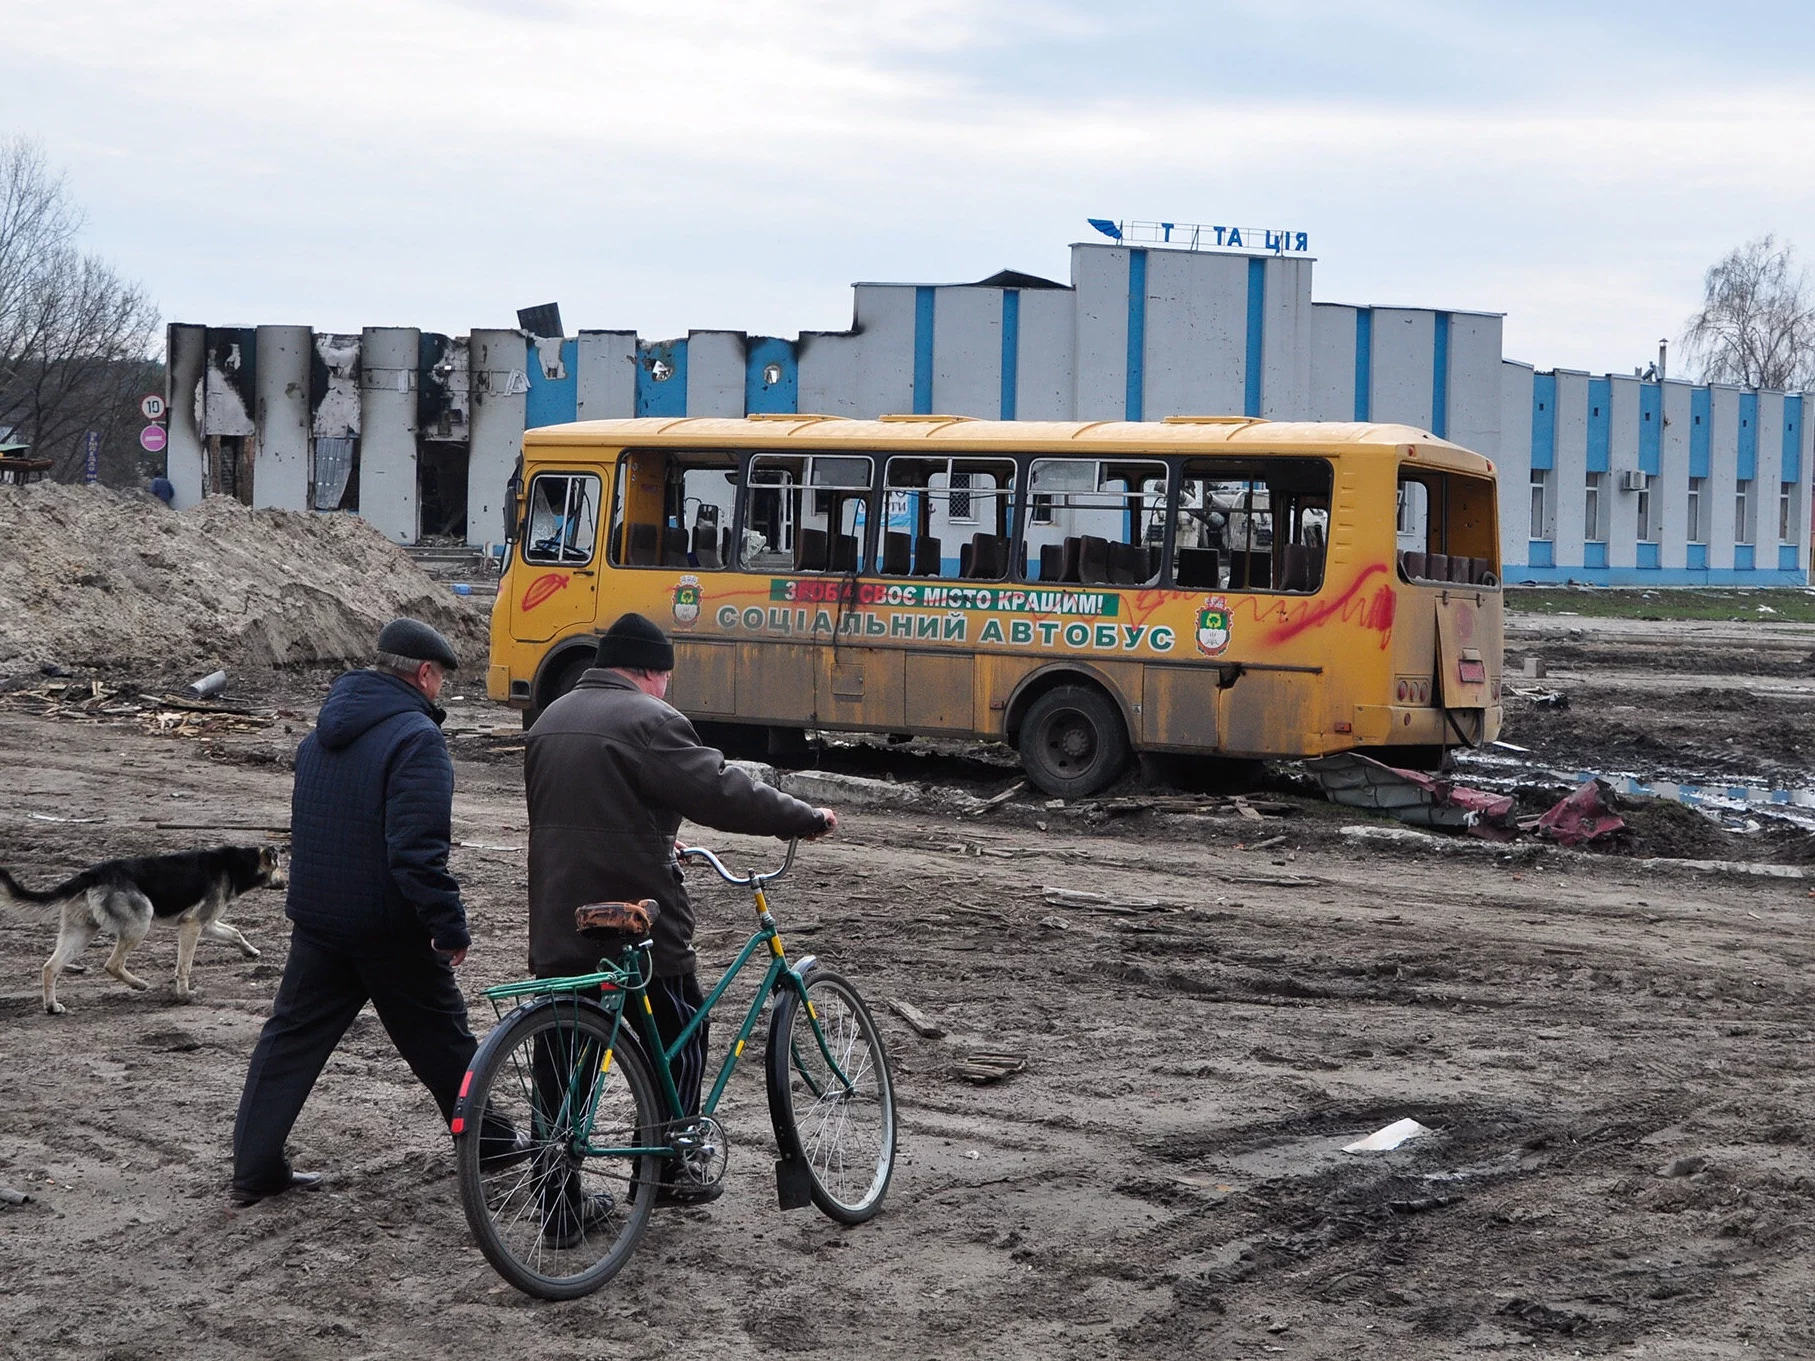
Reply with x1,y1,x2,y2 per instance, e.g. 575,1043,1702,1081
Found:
676,838,798,887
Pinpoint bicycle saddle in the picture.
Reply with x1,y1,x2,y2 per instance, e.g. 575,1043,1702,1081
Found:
574,900,658,940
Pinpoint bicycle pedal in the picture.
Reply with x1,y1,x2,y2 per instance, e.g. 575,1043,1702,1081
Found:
774,1155,813,1211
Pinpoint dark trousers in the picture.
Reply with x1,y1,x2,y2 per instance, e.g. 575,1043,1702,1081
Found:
232,928,477,1194
646,971,708,1117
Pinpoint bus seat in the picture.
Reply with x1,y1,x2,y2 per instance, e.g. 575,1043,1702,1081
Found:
882,531,912,575
1060,536,1082,583
794,528,829,572
1038,543,1065,580
969,532,1008,579
832,533,859,572
1077,536,1111,585
1280,544,1313,592
721,526,733,567
691,523,720,569
1400,550,1426,579
1426,553,1450,582
1230,550,1271,591
1450,555,1475,583
1176,547,1220,589
626,522,661,566
913,535,942,576
1106,540,1138,585
662,526,690,568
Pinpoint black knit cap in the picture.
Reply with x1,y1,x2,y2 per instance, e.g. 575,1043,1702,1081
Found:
595,612,675,672
377,617,460,671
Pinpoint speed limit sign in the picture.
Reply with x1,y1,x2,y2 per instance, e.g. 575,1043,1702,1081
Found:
140,393,166,421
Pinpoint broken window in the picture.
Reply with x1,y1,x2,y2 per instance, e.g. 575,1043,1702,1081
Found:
1397,467,1499,586
522,472,600,566
608,449,737,570
1173,456,1329,593
738,454,873,574
1024,458,1165,587
882,457,1014,579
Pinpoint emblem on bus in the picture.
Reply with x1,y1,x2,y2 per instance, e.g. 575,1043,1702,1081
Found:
1195,595,1231,657
672,574,702,629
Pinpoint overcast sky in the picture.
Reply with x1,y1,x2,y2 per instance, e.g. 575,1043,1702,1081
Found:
9,0,1813,377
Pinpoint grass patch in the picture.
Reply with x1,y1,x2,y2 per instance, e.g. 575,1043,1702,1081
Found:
1505,586,1815,622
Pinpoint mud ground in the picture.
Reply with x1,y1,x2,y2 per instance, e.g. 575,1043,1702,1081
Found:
3,617,1815,1359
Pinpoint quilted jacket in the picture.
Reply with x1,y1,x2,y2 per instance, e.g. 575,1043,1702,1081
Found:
286,669,468,952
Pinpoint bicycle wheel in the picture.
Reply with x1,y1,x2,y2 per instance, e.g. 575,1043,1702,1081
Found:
766,965,897,1224
454,997,661,1299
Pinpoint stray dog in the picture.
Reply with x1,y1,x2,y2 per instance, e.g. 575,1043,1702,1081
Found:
0,846,285,1014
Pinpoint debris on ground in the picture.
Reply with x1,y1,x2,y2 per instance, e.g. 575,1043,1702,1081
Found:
0,482,486,676
1533,777,1626,847
887,999,946,1039
1343,1117,1434,1153
952,1051,1027,1084
1310,752,1519,839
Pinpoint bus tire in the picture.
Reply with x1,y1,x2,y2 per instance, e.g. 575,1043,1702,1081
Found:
1018,684,1129,799
524,652,591,729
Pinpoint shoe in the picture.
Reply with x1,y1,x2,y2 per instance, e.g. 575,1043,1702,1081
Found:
228,1170,324,1205
541,1191,616,1249
656,1179,724,1207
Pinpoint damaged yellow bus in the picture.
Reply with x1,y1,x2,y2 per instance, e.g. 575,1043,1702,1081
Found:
486,415,1504,797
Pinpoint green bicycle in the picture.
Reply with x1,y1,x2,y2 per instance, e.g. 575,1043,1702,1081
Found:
450,840,897,1300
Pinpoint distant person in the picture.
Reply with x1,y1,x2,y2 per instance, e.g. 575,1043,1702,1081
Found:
149,475,175,506
230,618,517,1204
524,613,835,1213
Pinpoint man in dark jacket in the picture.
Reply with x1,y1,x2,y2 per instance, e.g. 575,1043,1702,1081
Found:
526,613,834,1194
230,618,495,1204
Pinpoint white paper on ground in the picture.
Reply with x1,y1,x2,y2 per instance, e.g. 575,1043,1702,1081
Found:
1343,1117,1432,1153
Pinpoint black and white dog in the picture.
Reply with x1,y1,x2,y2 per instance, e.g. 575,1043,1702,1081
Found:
0,846,285,1014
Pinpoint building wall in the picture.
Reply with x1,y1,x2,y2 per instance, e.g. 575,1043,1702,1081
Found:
165,238,1811,583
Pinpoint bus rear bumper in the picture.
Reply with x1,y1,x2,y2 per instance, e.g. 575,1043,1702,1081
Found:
1351,704,1503,747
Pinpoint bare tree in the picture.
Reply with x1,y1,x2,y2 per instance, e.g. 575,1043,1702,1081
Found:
1682,235,1815,391
0,138,161,482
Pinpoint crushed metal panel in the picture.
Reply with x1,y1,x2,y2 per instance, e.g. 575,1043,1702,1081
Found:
202,328,257,437
1310,751,1517,839
1535,779,1625,847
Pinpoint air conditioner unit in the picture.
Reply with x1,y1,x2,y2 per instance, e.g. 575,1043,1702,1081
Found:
1619,470,1649,492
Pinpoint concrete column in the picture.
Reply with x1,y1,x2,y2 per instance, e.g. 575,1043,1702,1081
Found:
1658,381,1692,569
576,331,636,419
1551,372,1589,568
1497,361,1534,560
1708,386,1739,570
253,326,311,513
165,324,207,508
1013,286,1075,421
468,328,528,549
929,288,1002,418
685,331,748,416
1605,376,1641,569
1308,304,1357,423
358,327,420,543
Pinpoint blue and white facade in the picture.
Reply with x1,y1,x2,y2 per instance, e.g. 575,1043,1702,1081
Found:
165,240,1811,584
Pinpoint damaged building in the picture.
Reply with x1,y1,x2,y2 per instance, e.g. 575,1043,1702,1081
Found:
165,237,1813,585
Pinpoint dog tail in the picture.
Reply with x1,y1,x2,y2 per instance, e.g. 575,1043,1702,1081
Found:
0,867,74,916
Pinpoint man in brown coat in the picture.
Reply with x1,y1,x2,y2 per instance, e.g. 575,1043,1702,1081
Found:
525,613,834,1192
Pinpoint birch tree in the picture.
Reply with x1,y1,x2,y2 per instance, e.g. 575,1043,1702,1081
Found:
1682,235,1815,392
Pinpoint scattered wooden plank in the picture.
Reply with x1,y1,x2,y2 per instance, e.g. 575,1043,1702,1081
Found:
1232,797,1265,822
1243,834,1289,852
887,999,946,1039
976,779,1027,812
953,1050,1027,1084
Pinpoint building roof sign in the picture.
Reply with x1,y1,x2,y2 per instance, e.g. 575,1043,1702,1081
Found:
1088,218,1310,256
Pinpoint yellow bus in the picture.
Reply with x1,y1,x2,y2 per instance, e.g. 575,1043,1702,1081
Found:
487,415,1503,797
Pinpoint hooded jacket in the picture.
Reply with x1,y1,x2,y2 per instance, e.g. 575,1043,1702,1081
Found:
286,669,468,952
526,669,825,977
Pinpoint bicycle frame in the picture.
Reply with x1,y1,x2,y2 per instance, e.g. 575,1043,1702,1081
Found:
474,839,861,1162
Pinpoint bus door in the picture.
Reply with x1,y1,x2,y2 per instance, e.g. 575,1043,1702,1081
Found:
1397,468,1499,744
513,468,603,643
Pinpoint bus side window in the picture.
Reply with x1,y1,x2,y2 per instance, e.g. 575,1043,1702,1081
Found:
522,472,601,565
608,451,736,570
1022,458,1164,586
740,455,875,574
883,456,1015,580
1173,456,1331,594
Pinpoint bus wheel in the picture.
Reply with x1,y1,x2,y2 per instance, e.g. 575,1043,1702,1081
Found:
1018,684,1129,798
523,653,590,729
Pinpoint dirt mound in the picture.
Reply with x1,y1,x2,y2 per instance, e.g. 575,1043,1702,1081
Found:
0,483,489,677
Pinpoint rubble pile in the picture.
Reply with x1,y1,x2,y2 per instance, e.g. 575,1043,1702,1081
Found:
0,484,489,676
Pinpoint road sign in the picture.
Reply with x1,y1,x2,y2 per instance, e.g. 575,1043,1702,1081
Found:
139,393,166,421
139,425,167,454
83,431,100,483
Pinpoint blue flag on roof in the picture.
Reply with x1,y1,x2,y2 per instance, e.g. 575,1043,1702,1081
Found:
1086,218,1123,241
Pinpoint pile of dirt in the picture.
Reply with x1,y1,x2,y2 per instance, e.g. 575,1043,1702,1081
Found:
0,483,489,678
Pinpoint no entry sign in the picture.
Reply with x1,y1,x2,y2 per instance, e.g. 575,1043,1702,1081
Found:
140,424,167,453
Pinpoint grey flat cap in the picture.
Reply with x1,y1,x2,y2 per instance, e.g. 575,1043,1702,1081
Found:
377,617,460,670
